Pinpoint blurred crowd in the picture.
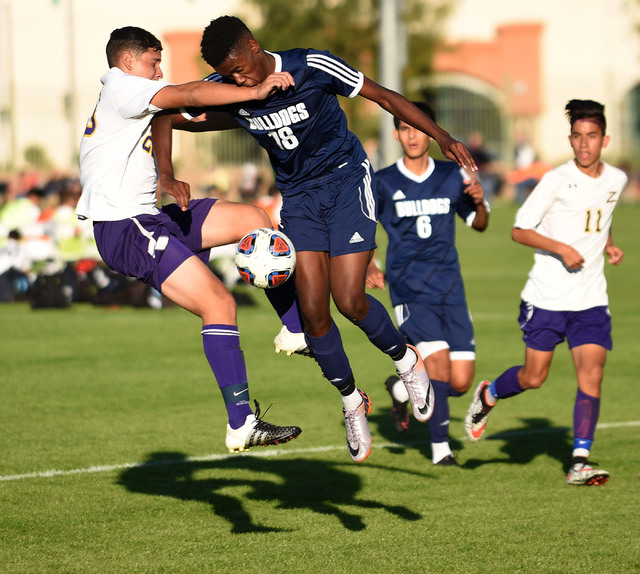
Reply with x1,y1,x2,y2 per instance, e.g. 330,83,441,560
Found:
1,144,636,309
0,172,161,308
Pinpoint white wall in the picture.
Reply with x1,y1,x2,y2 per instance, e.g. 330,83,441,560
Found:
0,0,245,171
2,0,639,171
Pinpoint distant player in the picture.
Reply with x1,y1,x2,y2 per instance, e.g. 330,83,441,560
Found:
464,99,627,485
78,26,301,453
153,15,478,463
367,102,489,465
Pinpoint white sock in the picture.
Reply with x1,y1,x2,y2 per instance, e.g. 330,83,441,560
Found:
391,379,409,403
432,441,452,464
572,448,590,460
342,389,363,411
393,346,417,374
485,385,498,405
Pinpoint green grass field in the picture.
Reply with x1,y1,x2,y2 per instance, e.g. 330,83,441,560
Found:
1,203,639,573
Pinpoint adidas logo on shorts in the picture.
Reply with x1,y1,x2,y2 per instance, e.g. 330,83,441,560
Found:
349,232,364,243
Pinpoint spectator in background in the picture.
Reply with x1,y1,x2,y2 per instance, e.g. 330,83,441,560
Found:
508,133,551,204
467,132,502,201
0,229,30,302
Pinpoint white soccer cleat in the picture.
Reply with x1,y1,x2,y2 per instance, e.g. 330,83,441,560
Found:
464,380,496,442
343,390,373,463
566,460,609,486
273,325,312,357
396,345,435,423
225,411,301,453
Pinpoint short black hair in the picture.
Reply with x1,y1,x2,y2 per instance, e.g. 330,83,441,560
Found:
565,99,606,134
394,101,436,129
106,26,162,68
201,16,253,69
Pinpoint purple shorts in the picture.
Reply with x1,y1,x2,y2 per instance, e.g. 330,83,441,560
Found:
93,198,216,291
518,300,612,351
279,160,377,257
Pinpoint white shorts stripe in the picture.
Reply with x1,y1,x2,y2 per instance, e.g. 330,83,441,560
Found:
359,159,376,222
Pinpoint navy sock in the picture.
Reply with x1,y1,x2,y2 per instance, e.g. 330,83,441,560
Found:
353,294,404,357
202,324,252,429
264,278,303,333
428,379,450,443
306,320,352,389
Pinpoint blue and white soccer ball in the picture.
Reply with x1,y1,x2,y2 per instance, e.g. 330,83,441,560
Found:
235,228,296,289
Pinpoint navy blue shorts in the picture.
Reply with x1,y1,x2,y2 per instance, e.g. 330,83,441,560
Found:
93,198,216,291
279,160,377,257
518,300,612,351
394,301,476,359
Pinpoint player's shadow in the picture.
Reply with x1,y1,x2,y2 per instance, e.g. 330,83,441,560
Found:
368,404,465,461
462,417,572,470
117,452,422,534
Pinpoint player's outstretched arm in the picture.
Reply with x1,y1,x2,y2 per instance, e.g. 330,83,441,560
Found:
150,72,294,110
359,77,477,173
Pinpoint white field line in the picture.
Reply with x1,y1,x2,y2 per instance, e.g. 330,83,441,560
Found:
1,420,638,483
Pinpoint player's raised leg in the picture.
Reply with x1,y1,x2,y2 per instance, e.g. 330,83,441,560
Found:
330,251,434,423
200,199,308,355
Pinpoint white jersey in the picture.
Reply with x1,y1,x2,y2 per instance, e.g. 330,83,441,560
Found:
515,159,627,311
77,68,171,221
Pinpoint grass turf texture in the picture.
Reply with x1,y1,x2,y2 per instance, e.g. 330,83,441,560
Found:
1,203,639,573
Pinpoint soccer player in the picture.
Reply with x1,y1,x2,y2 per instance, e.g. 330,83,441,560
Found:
464,99,627,485
153,16,478,463
77,26,302,453
367,102,488,465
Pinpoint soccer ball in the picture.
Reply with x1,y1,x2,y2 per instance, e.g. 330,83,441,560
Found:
235,228,296,289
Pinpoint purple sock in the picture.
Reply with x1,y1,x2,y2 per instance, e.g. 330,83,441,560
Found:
428,379,450,443
574,388,600,443
353,294,404,357
265,278,303,333
202,324,252,429
306,320,352,389
492,366,525,399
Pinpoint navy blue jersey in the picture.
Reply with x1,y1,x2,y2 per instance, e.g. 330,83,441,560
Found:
200,48,367,194
376,158,478,306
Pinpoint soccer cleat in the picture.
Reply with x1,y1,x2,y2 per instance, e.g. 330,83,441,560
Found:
566,461,610,486
396,345,434,423
464,380,495,442
225,402,302,453
433,454,459,467
343,389,373,463
384,375,409,432
274,325,313,357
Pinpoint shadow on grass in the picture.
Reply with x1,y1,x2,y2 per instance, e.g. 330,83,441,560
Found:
462,417,572,470
117,452,422,534
370,401,572,472
368,404,465,461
